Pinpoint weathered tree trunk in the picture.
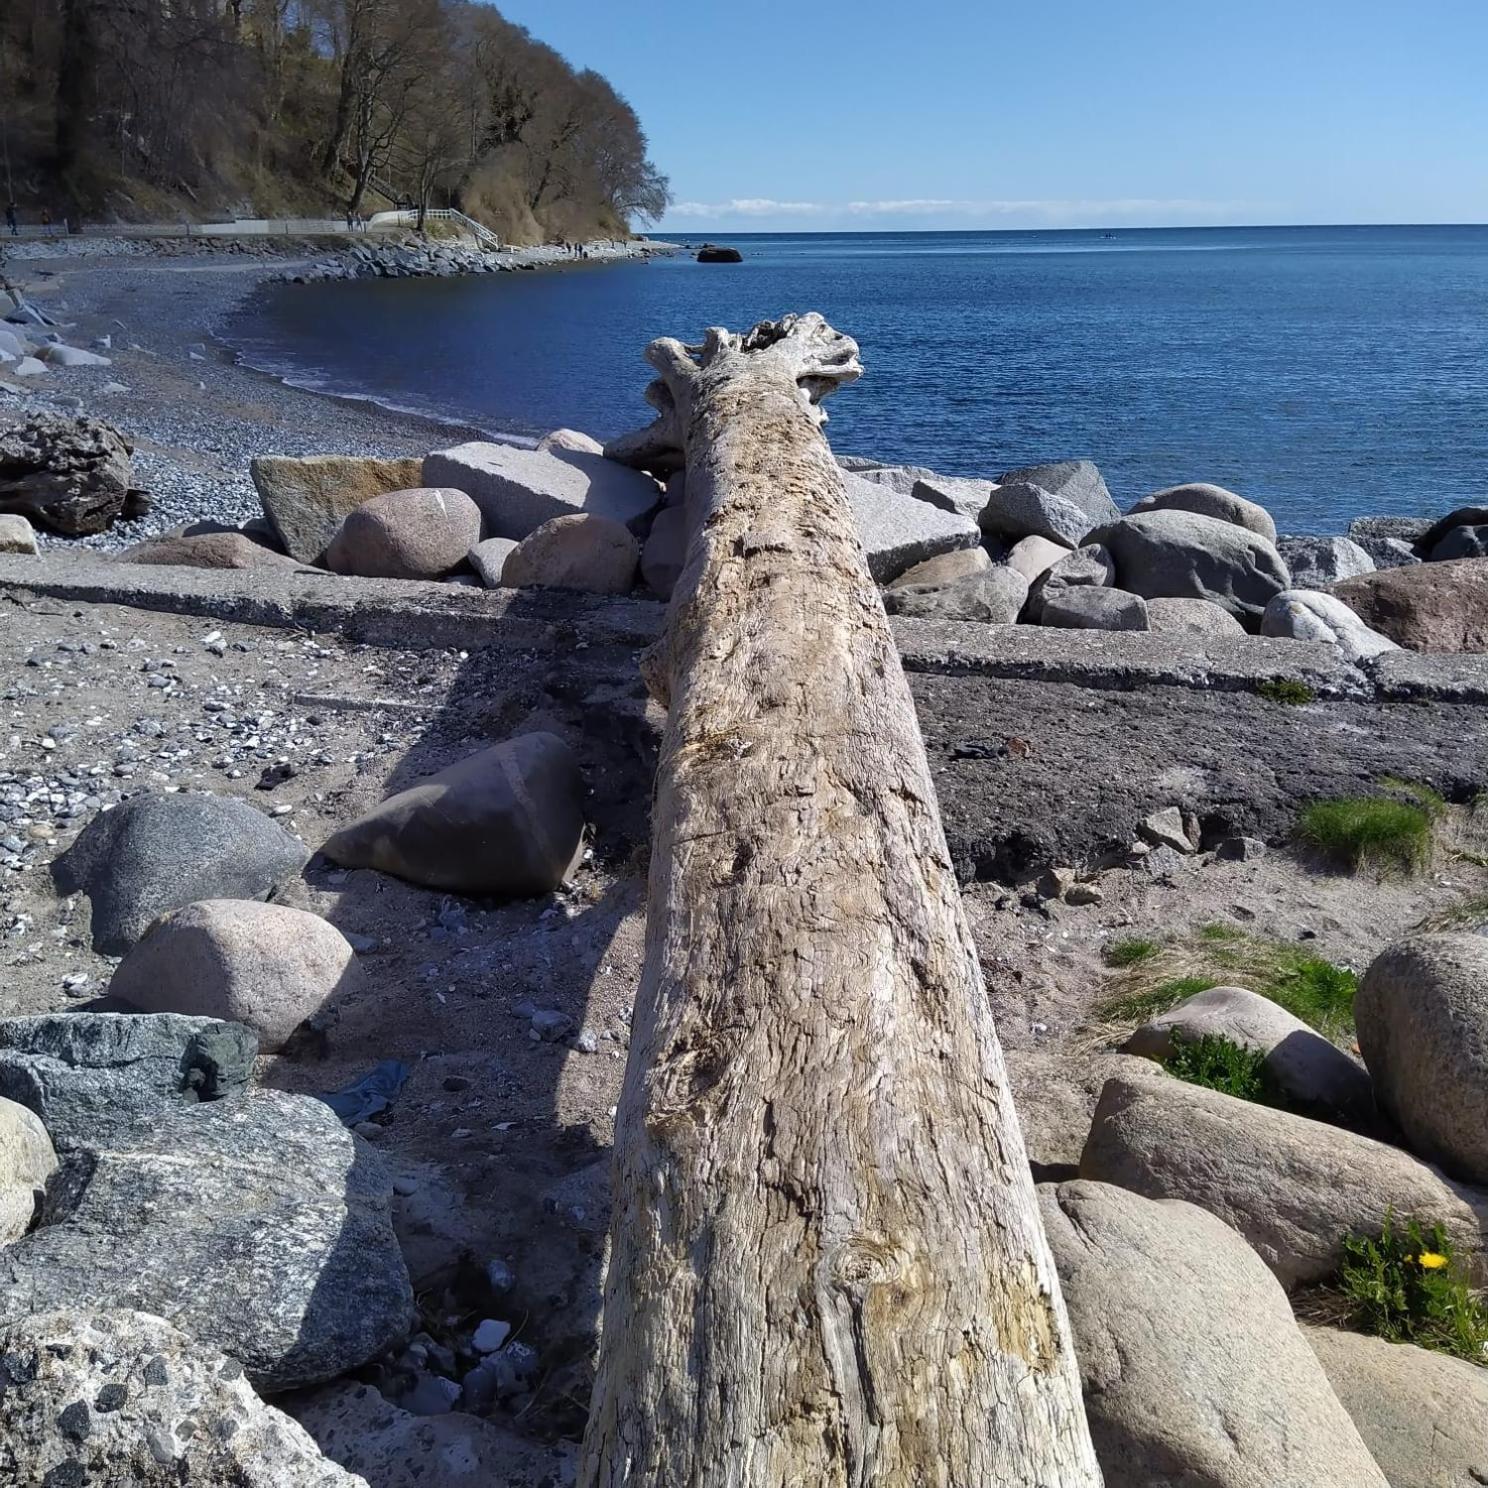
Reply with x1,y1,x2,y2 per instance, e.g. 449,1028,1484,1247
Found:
579,315,1101,1487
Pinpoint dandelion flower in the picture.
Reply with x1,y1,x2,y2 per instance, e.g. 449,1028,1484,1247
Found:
1416,1252,1449,1270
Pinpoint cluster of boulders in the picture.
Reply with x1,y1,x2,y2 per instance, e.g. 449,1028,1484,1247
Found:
1,305,119,387
0,412,148,537
0,727,594,1482
1045,929,1488,1484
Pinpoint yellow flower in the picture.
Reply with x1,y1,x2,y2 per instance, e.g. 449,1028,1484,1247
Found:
1415,1252,1449,1270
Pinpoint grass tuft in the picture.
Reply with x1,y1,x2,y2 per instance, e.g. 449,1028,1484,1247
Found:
1338,1215,1488,1365
1257,678,1316,706
1164,1034,1283,1105
1298,797,1434,877
1103,937,1162,968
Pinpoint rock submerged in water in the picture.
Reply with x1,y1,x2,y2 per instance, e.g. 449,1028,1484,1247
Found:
51,791,310,954
696,244,743,263
0,413,138,536
109,900,363,1052
1041,1180,1389,1488
320,731,585,898
0,1310,370,1488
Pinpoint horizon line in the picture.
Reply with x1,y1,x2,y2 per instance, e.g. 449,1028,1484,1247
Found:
652,220,1488,235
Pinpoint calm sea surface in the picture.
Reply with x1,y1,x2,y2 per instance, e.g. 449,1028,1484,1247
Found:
225,226,1488,533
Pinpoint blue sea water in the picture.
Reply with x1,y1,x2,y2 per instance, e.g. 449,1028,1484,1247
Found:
225,226,1488,534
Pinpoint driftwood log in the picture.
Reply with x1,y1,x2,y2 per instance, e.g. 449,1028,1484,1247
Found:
579,315,1100,1486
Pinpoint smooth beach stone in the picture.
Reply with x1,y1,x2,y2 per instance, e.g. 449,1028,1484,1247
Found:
1003,533,1069,583
320,731,585,898
0,1089,414,1392
1411,505,1488,558
881,565,1028,623
996,459,1120,527
467,535,519,587
110,900,363,1053
1333,557,1488,652
1260,589,1399,662
325,487,482,581
0,513,37,554
1305,1325,1488,1488
502,512,640,594
1143,596,1246,635
977,480,1091,548
535,427,604,456
0,1012,257,1150
1041,1180,1388,1488
1079,1066,1486,1289
1356,934,1488,1185
909,473,998,521
840,470,981,582
40,342,111,368
422,441,660,540
886,545,991,589
1037,585,1149,632
251,453,426,563
117,530,301,570
1128,482,1278,544
52,792,310,954
0,1096,57,1244
1124,984,1373,1117
1277,534,1376,587
0,1310,368,1488
1088,509,1291,625
10,356,46,377
1430,524,1488,562
640,504,688,598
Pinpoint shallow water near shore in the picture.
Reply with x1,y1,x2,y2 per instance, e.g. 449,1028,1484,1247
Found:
225,225,1488,533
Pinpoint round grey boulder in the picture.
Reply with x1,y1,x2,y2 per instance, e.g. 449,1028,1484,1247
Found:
1087,509,1292,626
52,793,310,954
325,487,482,580
0,1309,368,1487
1128,481,1278,544
1260,589,1399,663
1356,934,1488,1184
1431,524,1488,562
110,900,362,1052
1144,596,1246,636
1041,1180,1388,1488
1037,585,1148,632
0,1095,57,1244
502,512,640,595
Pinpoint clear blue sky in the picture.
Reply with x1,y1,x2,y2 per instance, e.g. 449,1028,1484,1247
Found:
494,0,1486,231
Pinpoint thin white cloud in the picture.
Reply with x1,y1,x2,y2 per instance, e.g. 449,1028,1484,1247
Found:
667,196,1260,224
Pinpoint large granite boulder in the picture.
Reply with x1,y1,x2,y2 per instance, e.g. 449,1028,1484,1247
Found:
1124,984,1373,1117
1088,509,1291,625
0,1086,413,1390
1129,482,1278,544
1024,543,1116,622
251,454,425,564
1260,589,1399,663
110,900,362,1052
841,470,981,582
909,473,997,521
997,459,1119,527
1412,505,1488,559
0,1012,257,1149
422,442,659,540
1278,534,1376,587
501,512,640,595
885,546,991,589
1041,1180,1388,1488
1143,596,1246,635
117,530,301,570
1356,934,1488,1185
0,1096,57,1244
0,413,136,535
1332,559,1488,652
321,732,584,898
1305,1325,1488,1488
0,514,37,554
1037,585,1149,631
325,487,482,581
978,481,1092,548
0,1310,368,1488
1079,1068,1486,1288
1430,525,1488,562
52,793,310,954
881,565,1028,623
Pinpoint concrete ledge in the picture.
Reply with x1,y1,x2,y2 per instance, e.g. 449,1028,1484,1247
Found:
1367,649,1488,704
891,617,1369,698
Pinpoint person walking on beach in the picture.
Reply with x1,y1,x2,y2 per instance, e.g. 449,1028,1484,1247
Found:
5,203,17,236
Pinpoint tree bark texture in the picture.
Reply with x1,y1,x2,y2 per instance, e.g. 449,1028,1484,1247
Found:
579,315,1102,1488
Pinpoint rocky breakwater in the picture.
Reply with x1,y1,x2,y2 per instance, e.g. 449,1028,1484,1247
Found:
288,234,675,284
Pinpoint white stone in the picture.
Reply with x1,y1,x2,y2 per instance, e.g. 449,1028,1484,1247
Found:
1261,589,1399,663
0,514,38,555
41,343,112,368
472,1318,511,1352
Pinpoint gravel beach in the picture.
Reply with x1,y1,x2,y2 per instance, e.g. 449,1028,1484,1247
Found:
0,237,662,551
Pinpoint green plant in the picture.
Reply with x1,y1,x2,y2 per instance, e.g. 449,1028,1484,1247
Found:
1257,678,1316,706
1378,776,1448,821
1164,1034,1283,1105
1298,797,1434,876
1104,937,1162,968
1338,1215,1488,1364
1103,974,1219,1027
